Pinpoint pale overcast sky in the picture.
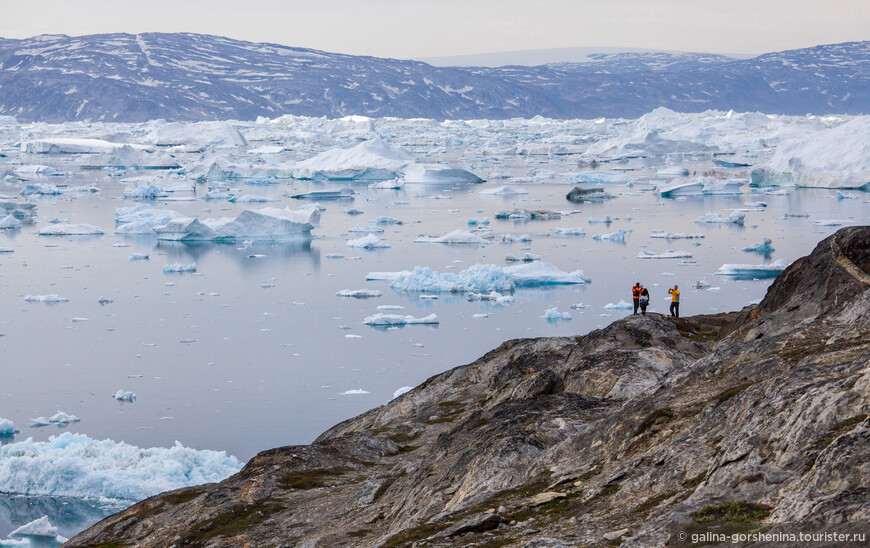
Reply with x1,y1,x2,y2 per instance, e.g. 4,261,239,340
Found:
1,0,868,59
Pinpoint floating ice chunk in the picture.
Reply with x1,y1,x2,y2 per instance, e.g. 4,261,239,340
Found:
504,262,590,286
743,238,775,254
501,233,532,244
637,249,693,259
402,164,483,184
814,219,853,226
0,432,243,501
71,317,88,322
650,230,705,239
480,185,528,196
115,204,185,234
656,166,690,178
336,289,382,298
347,234,390,249
495,209,561,220
544,307,571,321
0,417,18,436
290,188,354,200
229,194,278,203
129,253,149,260
112,390,136,402
349,225,384,234
370,178,405,190
163,263,197,273
392,386,413,399
588,216,612,224
292,138,412,180
569,171,634,185
695,211,745,225
38,224,104,236
715,259,790,279
504,253,540,262
48,411,79,424
593,229,631,242
414,230,489,245
123,184,168,200
23,138,145,154
15,164,56,175
84,146,180,170
344,208,364,215
29,417,50,427
604,300,634,310
363,313,439,326
836,191,858,200
340,389,371,395
98,297,114,304
388,264,512,293
8,515,66,546
554,227,585,236
570,303,588,309
740,201,768,210
203,189,235,200
24,295,68,303
20,184,64,197
154,206,320,242
0,214,22,229
659,177,743,197
377,305,404,311
147,121,247,148
467,291,514,304
376,216,402,225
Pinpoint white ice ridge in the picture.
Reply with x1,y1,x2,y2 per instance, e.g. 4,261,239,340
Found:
346,234,390,249
37,224,104,236
336,289,382,298
637,250,694,259
414,230,489,245
370,262,589,294
0,432,243,502
153,206,320,242
715,259,790,278
363,313,439,326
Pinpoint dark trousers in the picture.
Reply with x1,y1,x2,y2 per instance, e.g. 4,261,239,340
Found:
633,298,639,314
670,302,679,318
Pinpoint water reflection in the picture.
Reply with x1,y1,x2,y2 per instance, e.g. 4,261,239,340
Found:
0,495,123,539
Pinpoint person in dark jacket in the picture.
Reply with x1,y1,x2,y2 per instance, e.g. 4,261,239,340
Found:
632,282,641,314
639,286,650,315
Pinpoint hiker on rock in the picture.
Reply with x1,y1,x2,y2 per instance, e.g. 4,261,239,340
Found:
632,282,642,314
668,284,680,318
639,286,650,315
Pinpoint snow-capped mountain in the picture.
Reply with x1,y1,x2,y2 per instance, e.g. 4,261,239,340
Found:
0,33,868,122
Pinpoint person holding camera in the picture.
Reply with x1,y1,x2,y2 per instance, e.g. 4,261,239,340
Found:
668,284,680,318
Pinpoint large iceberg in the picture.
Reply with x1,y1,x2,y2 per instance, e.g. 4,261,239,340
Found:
0,432,242,502
115,205,185,234
403,164,483,184
379,262,588,294
22,138,148,155
7,516,67,547
154,206,320,242
659,177,744,197
291,137,412,180
81,146,180,170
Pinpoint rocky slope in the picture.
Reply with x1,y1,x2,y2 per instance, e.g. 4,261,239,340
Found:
68,226,870,547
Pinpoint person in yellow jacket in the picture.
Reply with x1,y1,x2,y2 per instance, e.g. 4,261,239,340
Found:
668,285,680,318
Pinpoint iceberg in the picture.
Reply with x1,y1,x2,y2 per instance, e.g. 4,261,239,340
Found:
48,412,79,425
375,216,402,225
0,214,22,229
637,249,693,259
414,230,489,245
467,291,514,304
504,262,590,286
0,201,37,221
593,229,631,242
147,121,247,148
743,238,775,254
568,171,635,186
8,516,66,547
695,211,745,225
554,227,585,236
229,194,278,203
566,187,615,202
363,313,439,326
494,209,561,220
0,432,243,502
402,164,483,184
715,259,790,279
38,224,104,236
20,184,64,197
123,184,168,200
544,307,572,321
289,188,354,200
292,138,412,180
163,263,197,273
650,230,704,239
336,289,382,298
479,185,528,196
154,206,320,242
115,205,184,234
388,264,514,294
81,145,180,170
659,177,743,197
369,178,405,190
0,418,18,436
112,390,136,402
347,234,390,249
588,216,613,224
604,300,634,310
22,138,147,155
24,295,68,303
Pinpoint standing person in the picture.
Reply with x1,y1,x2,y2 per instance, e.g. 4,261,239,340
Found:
639,286,650,315
632,282,642,314
668,285,680,318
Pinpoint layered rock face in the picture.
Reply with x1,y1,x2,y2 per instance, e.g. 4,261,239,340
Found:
69,227,870,547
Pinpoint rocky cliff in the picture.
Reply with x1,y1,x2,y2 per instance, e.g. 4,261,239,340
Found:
68,227,870,547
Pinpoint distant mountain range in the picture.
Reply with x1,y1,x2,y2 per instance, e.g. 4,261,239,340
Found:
0,33,868,122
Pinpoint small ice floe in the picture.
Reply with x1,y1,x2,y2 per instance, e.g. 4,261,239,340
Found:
544,307,572,321
290,188,354,200
340,389,370,395
836,190,858,200
570,303,588,309
743,238,775,254
650,230,705,239
377,305,404,310
637,249,693,259
20,184,65,196
554,227,586,236
604,300,634,310
344,208,364,215
163,263,197,273
0,214,22,230
38,223,104,236
739,201,768,211
24,295,69,303
815,219,853,226
694,280,712,289
363,313,439,326
348,225,384,234
376,216,403,225
129,253,149,260
203,189,235,201
71,317,88,323
695,211,745,225
504,253,540,262
326,253,345,259
336,289,382,298
0,247,14,253
370,178,405,190
392,386,413,399
112,390,136,402
472,313,489,319
0,417,18,436
229,194,278,203
593,229,631,242
345,334,363,339
467,291,514,304
501,233,533,243
715,259,790,279
48,411,80,424
414,229,489,245
347,234,390,249
495,209,560,220
479,185,528,196
124,184,168,200
588,216,612,224
7,515,67,547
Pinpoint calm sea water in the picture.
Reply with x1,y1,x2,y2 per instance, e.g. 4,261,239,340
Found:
0,153,867,535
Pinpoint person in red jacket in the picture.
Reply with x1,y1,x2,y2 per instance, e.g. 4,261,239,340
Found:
632,282,642,314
